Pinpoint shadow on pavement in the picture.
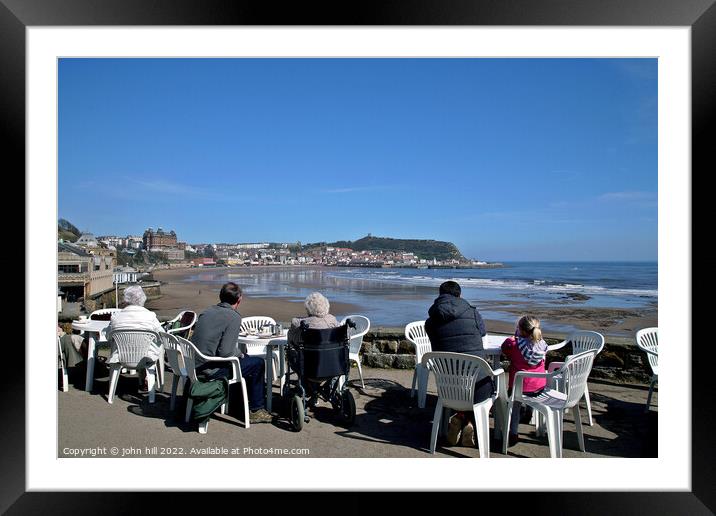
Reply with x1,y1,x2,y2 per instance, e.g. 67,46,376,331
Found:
327,377,480,456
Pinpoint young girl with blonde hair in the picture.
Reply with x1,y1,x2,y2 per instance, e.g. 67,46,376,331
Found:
500,315,548,447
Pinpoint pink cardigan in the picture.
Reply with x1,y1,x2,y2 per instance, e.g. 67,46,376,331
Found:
501,336,547,393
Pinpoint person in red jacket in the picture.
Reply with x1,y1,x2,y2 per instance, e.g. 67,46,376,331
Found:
501,315,548,447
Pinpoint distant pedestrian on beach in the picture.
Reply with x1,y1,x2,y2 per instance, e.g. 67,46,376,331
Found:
190,282,272,424
425,280,489,447
501,315,548,447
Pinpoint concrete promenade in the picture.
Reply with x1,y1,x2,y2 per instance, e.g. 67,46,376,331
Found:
58,361,657,459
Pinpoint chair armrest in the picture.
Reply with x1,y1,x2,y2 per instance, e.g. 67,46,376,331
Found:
546,361,563,373
490,367,505,377
201,356,241,380
641,348,658,358
547,339,568,352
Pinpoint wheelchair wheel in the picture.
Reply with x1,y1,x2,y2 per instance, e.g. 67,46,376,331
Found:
290,394,304,432
338,390,356,426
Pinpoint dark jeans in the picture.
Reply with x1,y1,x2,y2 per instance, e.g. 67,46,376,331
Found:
197,356,266,411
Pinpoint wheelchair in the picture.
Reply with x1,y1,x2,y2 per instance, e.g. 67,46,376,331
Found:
283,319,357,431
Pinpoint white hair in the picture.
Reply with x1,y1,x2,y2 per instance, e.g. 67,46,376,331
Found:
123,285,147,307
304,292,330,317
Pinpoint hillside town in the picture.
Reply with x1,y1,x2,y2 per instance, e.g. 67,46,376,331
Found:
57,222,498,315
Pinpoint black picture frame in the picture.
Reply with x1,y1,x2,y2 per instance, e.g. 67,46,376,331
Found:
3,0,709,512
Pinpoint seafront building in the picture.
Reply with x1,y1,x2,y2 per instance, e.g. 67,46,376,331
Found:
142,227,187,261
57,241,116,302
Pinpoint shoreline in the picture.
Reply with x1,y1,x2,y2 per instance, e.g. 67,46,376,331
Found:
148,266,657,338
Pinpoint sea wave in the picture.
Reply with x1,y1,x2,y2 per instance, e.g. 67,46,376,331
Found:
325,271,658,298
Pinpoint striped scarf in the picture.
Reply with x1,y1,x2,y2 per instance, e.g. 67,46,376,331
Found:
517,336,548,366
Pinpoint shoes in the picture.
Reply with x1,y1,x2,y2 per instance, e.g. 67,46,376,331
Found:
446,413,463,446
461,421,476,447
508,433,520,447
249,408,273,423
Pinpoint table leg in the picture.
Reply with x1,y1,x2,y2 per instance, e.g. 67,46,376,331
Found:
265,346,273,413
85,334,96,392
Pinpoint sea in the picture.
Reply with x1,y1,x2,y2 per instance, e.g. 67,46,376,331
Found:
184,262,657,331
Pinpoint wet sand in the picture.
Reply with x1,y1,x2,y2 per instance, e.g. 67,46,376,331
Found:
146,266,362,324
148,266,657,337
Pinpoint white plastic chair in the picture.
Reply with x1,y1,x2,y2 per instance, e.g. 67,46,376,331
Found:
159,332,187,412
636,327,658,411
504,350,597,458
546,330,605,425
340,315,370,388
240,316,283,386
165,310,198,338
405,321,433,408
422,352,506,458
107,330,162,405
58,336,69,392
176,336,250,434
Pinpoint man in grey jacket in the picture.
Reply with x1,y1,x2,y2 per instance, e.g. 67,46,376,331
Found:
191,282,272,423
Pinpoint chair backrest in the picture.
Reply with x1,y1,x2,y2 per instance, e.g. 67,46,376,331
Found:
108,329,160,368
159,332,184,373
635,327,658,374
405,321,432,363
567,331,605,355
559,350,597,409
90,308,121,321
175,336,201,382
341,315,370,355
57,336,65,366
241,316,277,333
168,310,198,338
423,352,494,411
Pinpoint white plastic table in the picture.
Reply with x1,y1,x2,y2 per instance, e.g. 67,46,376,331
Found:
237,331,288,413
71,319,110,392
479,333,508,368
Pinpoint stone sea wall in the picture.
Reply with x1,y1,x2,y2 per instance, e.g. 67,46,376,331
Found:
360,329,654,385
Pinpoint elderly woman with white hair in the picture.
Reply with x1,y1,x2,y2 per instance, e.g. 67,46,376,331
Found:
287,292,340,337
106,285,164,387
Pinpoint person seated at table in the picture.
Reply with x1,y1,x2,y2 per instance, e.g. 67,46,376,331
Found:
58,324,85,370
287,292,340,405
501,315,548,447
190,282,272,424
106,285,165,389
424,280,489,448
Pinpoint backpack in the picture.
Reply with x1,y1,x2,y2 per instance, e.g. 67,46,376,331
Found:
188,378,229,424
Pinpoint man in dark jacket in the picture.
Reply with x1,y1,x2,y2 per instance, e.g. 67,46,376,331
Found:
425,280,490,447
190,282,272,423
425,280,486,352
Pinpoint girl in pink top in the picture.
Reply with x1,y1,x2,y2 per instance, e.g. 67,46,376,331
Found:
501,315,548,446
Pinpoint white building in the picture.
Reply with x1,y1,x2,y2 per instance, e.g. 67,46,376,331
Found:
113,266,143,284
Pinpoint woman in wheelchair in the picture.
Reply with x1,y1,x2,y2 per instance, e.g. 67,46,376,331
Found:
287,292,340,405
285,292,357,431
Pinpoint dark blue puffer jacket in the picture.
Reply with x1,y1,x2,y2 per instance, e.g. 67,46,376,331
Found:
425,294,486,353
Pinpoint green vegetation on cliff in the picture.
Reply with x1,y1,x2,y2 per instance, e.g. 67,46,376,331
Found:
304,235,467,261
58,218,81,242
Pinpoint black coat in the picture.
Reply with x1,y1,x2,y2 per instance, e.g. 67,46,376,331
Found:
425,294,486,354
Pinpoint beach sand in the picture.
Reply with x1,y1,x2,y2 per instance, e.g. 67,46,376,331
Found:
147,266,657,337
146,267,362,324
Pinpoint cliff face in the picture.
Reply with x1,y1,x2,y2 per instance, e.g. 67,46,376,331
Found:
58,218,81,242
306,235,467,261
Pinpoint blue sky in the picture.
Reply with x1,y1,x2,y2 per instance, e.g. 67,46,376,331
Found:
58,58,657,261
